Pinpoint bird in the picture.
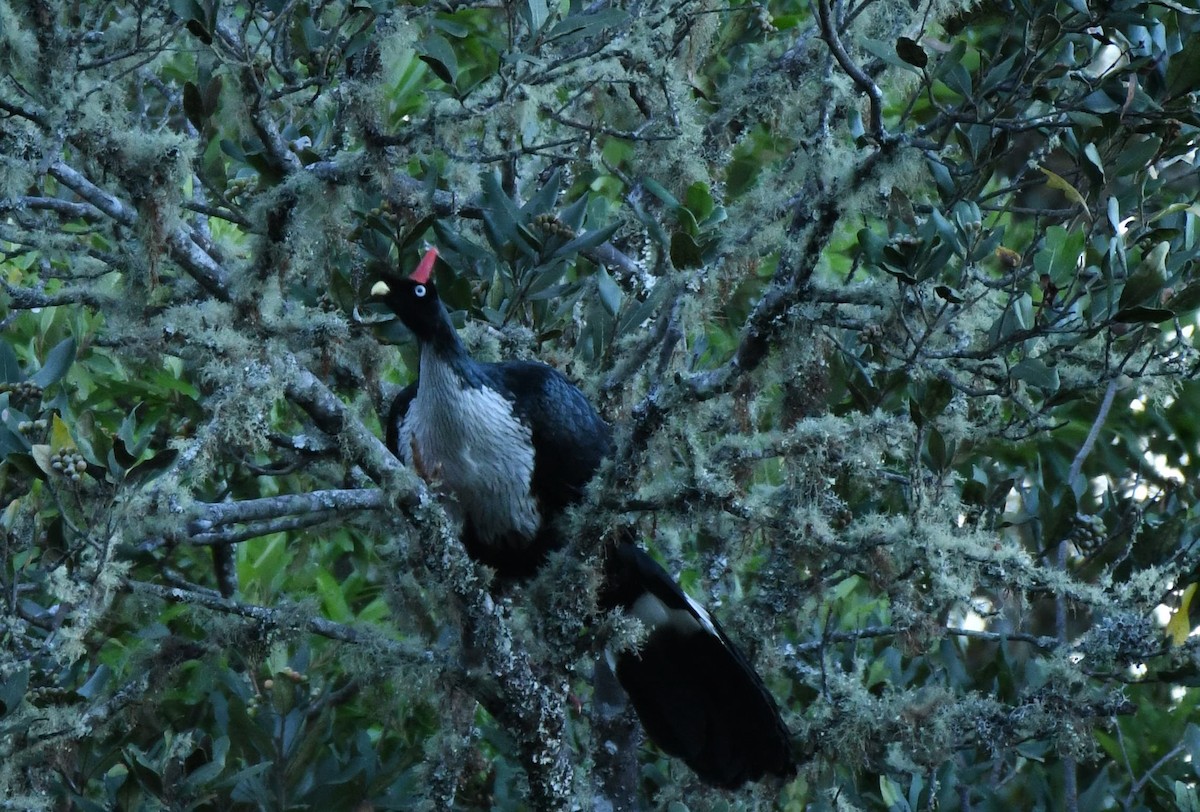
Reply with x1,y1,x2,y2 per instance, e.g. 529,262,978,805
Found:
370,247,795,787
371,246,611,578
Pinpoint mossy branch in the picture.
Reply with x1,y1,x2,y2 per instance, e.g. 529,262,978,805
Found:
46,161,232,300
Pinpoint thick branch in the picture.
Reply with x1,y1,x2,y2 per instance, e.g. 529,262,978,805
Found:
284,366,418,495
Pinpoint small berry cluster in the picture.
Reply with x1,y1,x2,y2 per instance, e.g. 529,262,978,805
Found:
50,448,88,482
1,381,44,402
533,213,576,239
1068,513,1107,554
756,5,776,32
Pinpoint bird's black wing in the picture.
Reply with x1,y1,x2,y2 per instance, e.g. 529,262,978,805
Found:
385,382,418,460
601,541,796,789
493,361,611,519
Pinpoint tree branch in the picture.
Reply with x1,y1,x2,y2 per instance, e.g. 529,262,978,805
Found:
47,160,233,301
814,0,884,139
125,579,437,663
186,489,388,545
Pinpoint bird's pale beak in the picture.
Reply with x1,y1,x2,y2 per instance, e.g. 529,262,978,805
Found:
370,280,392,297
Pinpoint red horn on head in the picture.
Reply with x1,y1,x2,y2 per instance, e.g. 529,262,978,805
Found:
409,248,439,284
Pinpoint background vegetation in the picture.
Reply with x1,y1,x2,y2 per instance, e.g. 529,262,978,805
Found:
3,0,1200,808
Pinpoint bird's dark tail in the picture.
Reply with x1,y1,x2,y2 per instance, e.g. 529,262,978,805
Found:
598,539,796,789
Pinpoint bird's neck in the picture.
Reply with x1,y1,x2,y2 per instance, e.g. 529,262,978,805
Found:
418,310,473,371
418,332,487,391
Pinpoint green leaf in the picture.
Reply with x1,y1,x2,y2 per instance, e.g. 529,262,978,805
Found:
1113,136,1162,177
315,569,353,623
1112,305,1174,323
125,449,180,487
1165,282,1200,314
857,228,887,265
669,231,704,269
1167,584,1197,647
1027,15,1061,52
521,168,562,217
185,18,213,45
986,277,1026,336
183,81,206,130
0,342,19,383
1038,166,1089,212
1118,241,1169,309
880,775,911,810
49,413,74,454
481,171,523,238
1010,359,1060,392
557,194,590,232
927,426,950,471
642,177,679,208
860,37,921,73
1186,724,1200,778
419,34,458,86
596,267,623,316
683,182,715,222
29,337,76,388
934,285,964,303
1082,142,1104,182
77,665,112,699
1176,781,1200,812
544,8,629,45
168,0,205,22
1167,40,1200,99
202,75,222,116
927,158,954,195
0,664,28,716
524,0,549,32
552,221,620,260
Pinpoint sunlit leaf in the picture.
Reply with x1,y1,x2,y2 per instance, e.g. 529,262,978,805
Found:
1038,166,1090,214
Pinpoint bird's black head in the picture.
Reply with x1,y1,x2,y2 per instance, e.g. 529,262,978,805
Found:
370,248,453,345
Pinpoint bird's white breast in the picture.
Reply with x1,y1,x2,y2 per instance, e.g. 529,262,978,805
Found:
400,351,540,545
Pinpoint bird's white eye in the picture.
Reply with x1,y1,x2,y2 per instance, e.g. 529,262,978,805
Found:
413,284,427,298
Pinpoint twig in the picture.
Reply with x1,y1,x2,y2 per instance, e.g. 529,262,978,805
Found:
283,362,572,807
190,488,387,536
0,196,101,220
1124,741,1185,809
1057,378,1118,812
1068,379,1120,490
1,280,105,309
814,0,885,139
283,366,419,495
189,511,345,545
790,624,1060,655
125,579,438,664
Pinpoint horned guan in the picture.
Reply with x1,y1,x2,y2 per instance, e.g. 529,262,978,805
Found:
371,247,795,788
